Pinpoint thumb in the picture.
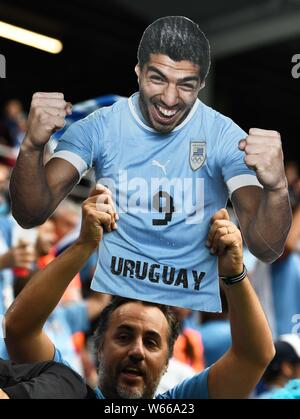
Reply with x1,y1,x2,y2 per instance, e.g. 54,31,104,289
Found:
210,208,230,225
89,184,112,198
238,139,246,151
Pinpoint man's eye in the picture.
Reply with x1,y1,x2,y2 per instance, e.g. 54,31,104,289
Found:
180,84,195,91
146,339,158,348
117,334,129,342
150,76,164,83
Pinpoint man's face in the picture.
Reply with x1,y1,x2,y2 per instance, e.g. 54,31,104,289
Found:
36,220,58,256
136,53,203,134
98,302,170,399
54,211,79,241
292,362,300,379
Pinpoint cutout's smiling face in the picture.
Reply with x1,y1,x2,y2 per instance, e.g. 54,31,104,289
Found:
136,53,203,134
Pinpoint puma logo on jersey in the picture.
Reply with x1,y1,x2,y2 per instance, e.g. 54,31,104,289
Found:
151,159,170,175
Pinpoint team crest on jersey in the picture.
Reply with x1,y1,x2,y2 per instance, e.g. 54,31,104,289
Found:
189,141,206,171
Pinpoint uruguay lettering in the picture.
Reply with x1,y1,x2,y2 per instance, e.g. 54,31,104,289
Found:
111,256,205,291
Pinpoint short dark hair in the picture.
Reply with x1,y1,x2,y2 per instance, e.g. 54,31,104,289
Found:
263,340,300,383
137,16,211,81
94,297,179,360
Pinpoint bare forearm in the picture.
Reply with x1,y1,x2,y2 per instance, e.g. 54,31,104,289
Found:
5,241,95,337
224,278,274,365
246,187,292,262
10,141,53,227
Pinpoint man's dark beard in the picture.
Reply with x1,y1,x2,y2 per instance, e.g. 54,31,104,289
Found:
98,358,163,399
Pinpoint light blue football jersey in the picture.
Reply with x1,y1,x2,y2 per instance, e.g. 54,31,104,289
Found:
53,93,261,311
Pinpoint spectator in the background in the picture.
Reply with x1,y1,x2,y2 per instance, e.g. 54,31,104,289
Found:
285,161,300,209
0,217,36,359
52,199,81,253
0,163,11,216
53,197,98,298
176,289,231,368
2,99,27,151
35,219,58,269
250,162,300,337
258,334,300,399
269,379,300,399
156,307,204,394
51,200,82,302
198,289,231,367
172,307,204,372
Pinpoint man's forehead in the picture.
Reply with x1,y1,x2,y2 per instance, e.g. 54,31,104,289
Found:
110,302,169,335
145,53,200,76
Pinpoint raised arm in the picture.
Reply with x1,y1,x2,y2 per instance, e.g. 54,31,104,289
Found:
5,187,117,363
232,128,292,263
207,208,275,399
9,92,79,228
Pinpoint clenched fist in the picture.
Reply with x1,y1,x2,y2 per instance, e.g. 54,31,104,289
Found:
24,92,72,150
239,128,287,191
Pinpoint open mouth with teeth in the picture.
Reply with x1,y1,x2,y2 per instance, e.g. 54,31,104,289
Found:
120,366,144,382
152,103,179,125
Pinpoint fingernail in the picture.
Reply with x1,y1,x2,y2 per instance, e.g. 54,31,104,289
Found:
115,213,119,221
206,240,210,247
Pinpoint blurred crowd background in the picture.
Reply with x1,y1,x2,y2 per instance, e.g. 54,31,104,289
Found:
2,0,300,398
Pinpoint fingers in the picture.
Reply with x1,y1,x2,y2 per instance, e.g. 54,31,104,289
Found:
237,128,286,191
82,185,118,232
239,129,281,153
32,98,68,109
92,184,119,222
209,221,240,256
207,220,236,255
95,203,117,232
248,128,280,137
207,208,229,247
88,207,112,233
31,92,72,119
33,92,64,99
238,139,246,151
44,116,66,132
207,208,241,256
44,108,69,118
31,92,71,112
210,208,230,223
30,94,72,134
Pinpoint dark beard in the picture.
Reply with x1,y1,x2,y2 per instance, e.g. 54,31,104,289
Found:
98,358,163,399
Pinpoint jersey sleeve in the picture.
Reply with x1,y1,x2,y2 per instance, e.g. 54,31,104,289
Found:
156,367,210,399
52,110,103,178
217,118,262,197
